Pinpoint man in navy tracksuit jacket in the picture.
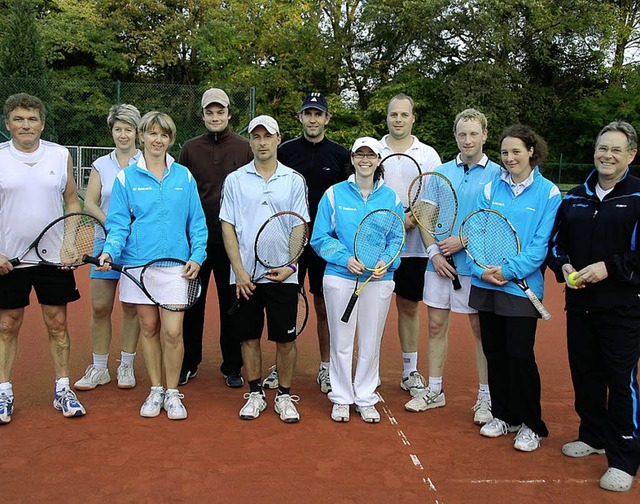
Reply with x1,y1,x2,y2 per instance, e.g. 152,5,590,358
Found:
548,121,640,492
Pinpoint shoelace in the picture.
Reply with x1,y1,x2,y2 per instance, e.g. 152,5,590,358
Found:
276,394,300,412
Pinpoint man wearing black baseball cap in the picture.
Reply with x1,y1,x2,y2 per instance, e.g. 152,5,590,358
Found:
261,93,350,394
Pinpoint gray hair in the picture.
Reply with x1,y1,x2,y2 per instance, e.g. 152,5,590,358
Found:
596,121,638,151
107,104,141,129
138,111,176,147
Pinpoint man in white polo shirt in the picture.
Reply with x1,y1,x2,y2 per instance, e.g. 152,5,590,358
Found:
220,115,310,423
0,93,86,424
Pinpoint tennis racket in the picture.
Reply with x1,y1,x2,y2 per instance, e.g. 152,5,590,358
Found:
408,172,461,290
296,285,309,336
84,256,201,311
341,209,406,323
459,208,552,320
380,152,422,211
228,211,309,316
8,212,106,268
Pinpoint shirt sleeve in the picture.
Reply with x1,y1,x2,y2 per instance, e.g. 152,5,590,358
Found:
310,189,352,268
103,171,131,264
186,173,208,265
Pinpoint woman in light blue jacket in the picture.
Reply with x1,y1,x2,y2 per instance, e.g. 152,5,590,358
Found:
311,137,404,424
98,111,207,421
468,124,561,452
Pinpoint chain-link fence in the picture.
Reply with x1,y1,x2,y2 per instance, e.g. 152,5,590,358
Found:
1,77,256,192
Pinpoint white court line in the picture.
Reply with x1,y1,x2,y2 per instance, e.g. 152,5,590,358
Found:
464,479,593,485
378,392,440,503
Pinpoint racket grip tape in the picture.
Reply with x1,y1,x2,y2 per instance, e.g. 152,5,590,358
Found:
9,258,20,266
524,288,552,320
445,256,462,290
82,255,123,272
341,293,359,323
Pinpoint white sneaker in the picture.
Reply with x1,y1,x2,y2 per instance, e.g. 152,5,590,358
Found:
356,405,380,423
274,393,300,423
239,391,267,420
404,388,445,412
331,403,350,422
513,424,541,452
74,364,111,391
400,371,427,397
53,388,86,417
480,417,521,438
262,366,279,389
140,386,165,418
117,363,136,389
472,395,492,425
561,440,605,457
317,367,331,394
164,390,187,420
599,467,634,492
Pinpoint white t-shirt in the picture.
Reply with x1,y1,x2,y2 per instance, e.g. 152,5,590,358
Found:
0,140,69,265
378,135,442,257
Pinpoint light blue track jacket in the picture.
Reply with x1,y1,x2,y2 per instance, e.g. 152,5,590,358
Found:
311,175,405,281
103,155,208,266
466,167,561,300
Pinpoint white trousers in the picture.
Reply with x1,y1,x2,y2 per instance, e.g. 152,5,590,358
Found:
323,275,395,407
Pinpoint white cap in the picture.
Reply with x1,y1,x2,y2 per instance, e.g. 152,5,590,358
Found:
351,137,381,156
248,115,280,135
201,88,230,108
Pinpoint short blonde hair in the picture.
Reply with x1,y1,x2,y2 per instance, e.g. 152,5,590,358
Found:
453,108,488,134
138,111,176,147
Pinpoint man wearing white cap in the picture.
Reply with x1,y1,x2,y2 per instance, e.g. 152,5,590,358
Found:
220,115,310,423
261,93,350,395
178,88,253,388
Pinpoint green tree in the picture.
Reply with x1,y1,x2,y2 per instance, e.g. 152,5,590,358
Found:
0,0,46,77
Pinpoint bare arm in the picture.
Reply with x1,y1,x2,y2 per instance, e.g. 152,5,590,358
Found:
221,220,254,300
83,167,106,224
63,154,82,214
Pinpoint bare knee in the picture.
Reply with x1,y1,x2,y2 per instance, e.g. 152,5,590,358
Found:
396,295,418,317
0,310,23,341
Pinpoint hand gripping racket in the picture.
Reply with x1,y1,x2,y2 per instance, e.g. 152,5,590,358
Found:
341,209,406,323
380,153,423,212
8,212,106,267
84,256,202,311
408,172,461,290
459,208,552,320
228,211,309,316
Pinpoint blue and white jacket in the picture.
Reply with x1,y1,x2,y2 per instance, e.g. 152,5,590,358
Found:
103,154,208,266
467,167,561,300
311,175,405,281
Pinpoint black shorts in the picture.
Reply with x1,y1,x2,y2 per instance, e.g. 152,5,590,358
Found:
393,257,428,302
297,245,326,296
0,266,80,309
231,283,298,343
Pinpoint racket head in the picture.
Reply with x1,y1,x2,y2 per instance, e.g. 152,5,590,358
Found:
380,152,422,211
408,172,458,237
460,209,520,268
35,212,106,267
139,258,202,311
254,211,309,269
353,209,406,271
296,287,309,336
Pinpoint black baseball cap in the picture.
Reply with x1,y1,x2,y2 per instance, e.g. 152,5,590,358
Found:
299,92,328,114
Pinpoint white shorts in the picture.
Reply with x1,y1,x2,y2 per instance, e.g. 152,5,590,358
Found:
422,270,477,314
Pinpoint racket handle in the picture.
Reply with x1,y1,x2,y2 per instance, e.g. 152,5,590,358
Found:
445,256,462,290
341,293,358,323
82,255,123,272
9,258,20,266
524,288,552,321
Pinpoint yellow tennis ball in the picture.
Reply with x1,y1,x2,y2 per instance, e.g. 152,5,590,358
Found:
568,271,580,286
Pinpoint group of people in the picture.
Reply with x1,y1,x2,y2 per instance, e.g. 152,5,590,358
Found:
0,90,638,493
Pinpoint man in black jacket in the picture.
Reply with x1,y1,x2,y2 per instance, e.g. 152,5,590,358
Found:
548,121,640,492
178,88,253,387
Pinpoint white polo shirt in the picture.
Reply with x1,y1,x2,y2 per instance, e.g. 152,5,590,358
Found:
378,135,441,257
219,160,310,284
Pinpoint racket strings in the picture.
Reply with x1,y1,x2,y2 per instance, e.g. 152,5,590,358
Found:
463,212,519,266
354,210,405,270
255,215,308,268
37,213,104,266
142,259,200,310
409,173,457,236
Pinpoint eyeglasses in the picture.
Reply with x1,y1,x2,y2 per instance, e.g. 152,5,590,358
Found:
352,152,378,160
596,145,628,155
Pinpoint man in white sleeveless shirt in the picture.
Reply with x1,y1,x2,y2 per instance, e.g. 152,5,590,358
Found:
0,93,86,424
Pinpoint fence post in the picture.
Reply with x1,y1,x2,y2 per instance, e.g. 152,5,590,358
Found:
250,86,256,119
116,80,121,104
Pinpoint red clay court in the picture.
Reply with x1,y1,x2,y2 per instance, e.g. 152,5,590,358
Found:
2,270,639,503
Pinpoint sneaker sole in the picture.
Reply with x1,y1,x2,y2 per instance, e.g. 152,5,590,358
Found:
53,402,86,417
274,406,300,423
331,415,349,422
117,382,136,389
562,443,605,458
74,379,111,391
405,398,446,413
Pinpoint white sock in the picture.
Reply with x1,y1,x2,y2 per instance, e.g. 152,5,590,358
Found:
428,376,443,394
478,383,490,397
402,352,418,378
121,351,136,367
0,381,13,397
93,353,108,369
56,377,70,392
166,388,178,396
